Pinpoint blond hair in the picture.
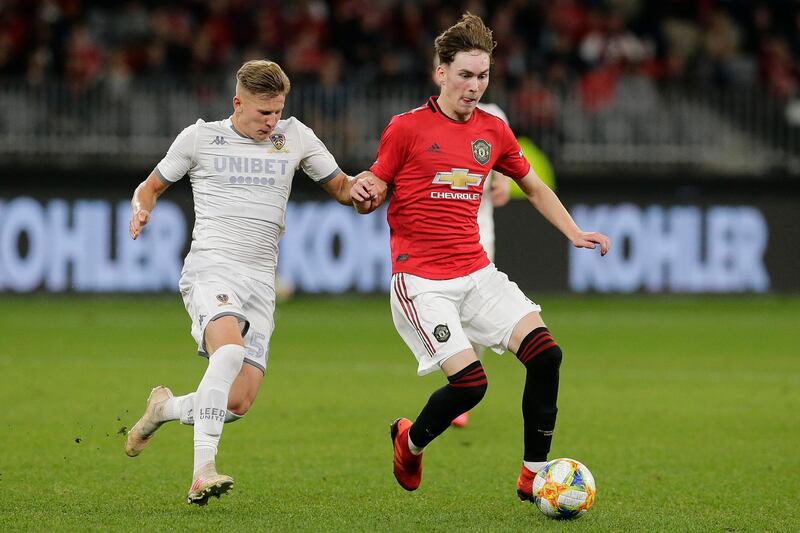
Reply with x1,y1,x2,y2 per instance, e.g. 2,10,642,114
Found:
434,12,496,65
236,60,291,97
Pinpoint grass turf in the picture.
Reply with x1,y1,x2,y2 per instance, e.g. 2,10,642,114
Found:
0,294,798,531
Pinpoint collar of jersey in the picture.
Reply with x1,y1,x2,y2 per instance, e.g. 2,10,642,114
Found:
226,117,274,142
428,96,477,125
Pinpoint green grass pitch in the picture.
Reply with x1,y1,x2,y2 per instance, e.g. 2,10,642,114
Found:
0,294,798,531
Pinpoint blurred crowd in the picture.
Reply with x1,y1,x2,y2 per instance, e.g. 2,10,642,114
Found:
1,0,798,157
1,0,798,97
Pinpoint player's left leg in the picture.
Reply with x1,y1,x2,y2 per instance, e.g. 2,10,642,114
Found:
186,315,245,505
507,312,562,502
459,264,556,501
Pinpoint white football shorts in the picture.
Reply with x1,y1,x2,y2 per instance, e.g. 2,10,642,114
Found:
390,263,541,376
179,267,275,373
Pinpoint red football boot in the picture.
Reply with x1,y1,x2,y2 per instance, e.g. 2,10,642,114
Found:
517,465,537,502
451,411,470,428
390,418,423,491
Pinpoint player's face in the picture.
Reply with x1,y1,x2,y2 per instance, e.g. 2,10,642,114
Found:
233,89,285,141
438,50,490,120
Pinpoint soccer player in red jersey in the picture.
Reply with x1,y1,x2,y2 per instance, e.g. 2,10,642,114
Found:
350,13,610,499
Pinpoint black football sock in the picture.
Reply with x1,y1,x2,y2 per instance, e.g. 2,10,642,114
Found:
409,361,488,449
516,327,562,462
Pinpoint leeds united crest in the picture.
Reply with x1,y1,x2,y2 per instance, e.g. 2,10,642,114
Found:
269,133,286,151
471,139,491,165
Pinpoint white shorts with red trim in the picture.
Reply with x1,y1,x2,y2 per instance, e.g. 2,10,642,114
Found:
390,263,541,376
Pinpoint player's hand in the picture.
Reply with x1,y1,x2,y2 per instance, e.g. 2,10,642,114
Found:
130,209,151,240
571,231,610,256
489,175,511,207
350,176,375,203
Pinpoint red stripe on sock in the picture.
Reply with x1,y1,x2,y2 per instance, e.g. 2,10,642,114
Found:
516,333,552,360
449,367,488,388
518,340,557,365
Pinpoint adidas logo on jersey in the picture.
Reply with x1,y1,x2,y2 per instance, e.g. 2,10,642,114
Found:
427,143,441,152
210,136,228,145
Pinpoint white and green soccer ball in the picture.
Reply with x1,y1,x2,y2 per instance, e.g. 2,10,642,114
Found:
531,458,596,519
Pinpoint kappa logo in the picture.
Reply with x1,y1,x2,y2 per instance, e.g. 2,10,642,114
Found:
269,133,286,151
472,139,491,165
433,324,450,343
210,136,228,145
432,168,484,190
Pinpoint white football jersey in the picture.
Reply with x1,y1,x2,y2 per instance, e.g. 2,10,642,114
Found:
476,102,510,260
156,117,340,279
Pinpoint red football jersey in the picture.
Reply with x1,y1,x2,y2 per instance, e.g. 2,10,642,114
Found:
370,96,531,279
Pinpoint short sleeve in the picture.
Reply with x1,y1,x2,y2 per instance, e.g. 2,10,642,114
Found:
298,122,340,184
155,121,199,183
369,115,411,184
493,121,531,181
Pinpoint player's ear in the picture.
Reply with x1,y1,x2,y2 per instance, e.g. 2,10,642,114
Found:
436,64,447,86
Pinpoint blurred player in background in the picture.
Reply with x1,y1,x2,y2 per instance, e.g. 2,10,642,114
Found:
125,59,370,505
351,13,609,500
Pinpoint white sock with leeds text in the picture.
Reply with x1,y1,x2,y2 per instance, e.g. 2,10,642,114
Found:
192,344,245,476
163,393,243,425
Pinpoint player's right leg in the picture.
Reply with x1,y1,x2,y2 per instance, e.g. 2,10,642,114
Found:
125,385,174,457
392,351,488,490
451,342,488,428
389,274,490,491
126,364,260,458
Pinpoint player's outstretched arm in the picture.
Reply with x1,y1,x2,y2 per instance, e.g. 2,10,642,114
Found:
348,171,388,214
517,169,610,256
319,172,362,207
130,171,170,240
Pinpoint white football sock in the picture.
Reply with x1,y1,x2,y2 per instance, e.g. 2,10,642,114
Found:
163,393,244,425
407,433,423,455
524,460,547,473
193,344,245,474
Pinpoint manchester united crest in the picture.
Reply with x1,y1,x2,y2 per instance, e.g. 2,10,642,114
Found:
269,133,286,151
433,324,451,343
471,139,491,165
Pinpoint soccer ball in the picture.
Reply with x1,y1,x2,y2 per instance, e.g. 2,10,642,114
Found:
531,458,596,519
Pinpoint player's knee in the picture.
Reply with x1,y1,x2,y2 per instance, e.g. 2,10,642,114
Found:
447,361,488,408
516,327,563,370
532,344,562,373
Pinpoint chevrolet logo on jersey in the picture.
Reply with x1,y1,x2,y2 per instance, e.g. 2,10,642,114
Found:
432,168,484,190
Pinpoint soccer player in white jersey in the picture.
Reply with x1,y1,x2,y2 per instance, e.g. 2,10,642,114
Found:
124,60,369,505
